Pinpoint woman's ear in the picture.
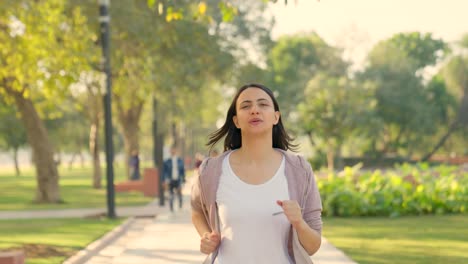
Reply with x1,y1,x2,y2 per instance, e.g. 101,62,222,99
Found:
274,111,280,125
233,115,240,128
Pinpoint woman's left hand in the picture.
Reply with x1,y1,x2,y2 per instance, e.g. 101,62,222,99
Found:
276,200,304,228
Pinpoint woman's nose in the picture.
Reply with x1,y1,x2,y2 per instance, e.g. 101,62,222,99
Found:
250,104,259,114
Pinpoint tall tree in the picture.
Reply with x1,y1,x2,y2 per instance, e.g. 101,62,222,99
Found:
73,71,105,188
60,71,106,187
361,32,448,157
422,35,468,160
298,73,375,170
0,0,94,202
78,0,269,178
266,33,347,119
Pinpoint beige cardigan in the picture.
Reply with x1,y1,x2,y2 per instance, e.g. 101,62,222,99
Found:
191,149,322,264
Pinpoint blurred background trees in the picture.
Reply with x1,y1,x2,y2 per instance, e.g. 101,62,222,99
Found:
0,0,466,202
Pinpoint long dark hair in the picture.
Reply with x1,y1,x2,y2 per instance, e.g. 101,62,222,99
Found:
207,83,297,152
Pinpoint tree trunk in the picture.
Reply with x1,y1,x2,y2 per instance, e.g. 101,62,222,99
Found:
306,131,318,147
422,121,460,161
180,123,187,164
457,88,468,125
422,91,468,161
120,117,140,179
13,147,20,176
115,96,144,179
157,133,164,174
13,95,61,203
335,145,343,170
172,122,178,147
89,118,102,189
85,80,104,185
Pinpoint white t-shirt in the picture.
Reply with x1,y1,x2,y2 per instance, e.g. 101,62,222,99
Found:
215,152,292,264
171,156,179,180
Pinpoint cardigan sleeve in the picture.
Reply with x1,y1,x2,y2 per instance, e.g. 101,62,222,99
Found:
301,159,323,235
190,158,208,214
191,172,203,214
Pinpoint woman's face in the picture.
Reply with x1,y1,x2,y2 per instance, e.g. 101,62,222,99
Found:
233,87,280,135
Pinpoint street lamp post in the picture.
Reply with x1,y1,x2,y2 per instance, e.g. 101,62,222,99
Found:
152,96,165,206
99,0,116,218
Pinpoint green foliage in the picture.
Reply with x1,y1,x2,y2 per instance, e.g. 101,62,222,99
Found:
299,73,375,141
368,32,447,71
443,55,468,100
460,33,468,49
72,0,243,160
426,74,457,123
417,34,468,159
218,2,238,22
233,63,270,87
0,100,26,151
318,163,468,217
0,0,97,169
360,32,450,156
146,0,238,22
298,73,376,169
44,106,89,154
308,151,327,170
267,33,347,117
0,0,95,106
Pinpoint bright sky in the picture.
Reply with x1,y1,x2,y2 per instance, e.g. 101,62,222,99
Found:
269,0,468,67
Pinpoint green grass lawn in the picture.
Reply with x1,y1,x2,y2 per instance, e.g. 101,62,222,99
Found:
0,217,124,264
0,164,154,210
323,214,468,264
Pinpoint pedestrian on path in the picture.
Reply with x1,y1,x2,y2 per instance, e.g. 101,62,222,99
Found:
191,83,323,264
163,145,185,212
129,150,140,180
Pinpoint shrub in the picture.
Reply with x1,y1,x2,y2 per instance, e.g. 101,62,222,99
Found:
317,163,468,217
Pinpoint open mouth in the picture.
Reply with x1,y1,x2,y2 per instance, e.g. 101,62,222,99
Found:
249,119,262,125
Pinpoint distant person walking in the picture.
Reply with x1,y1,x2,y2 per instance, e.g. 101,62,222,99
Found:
129,150,140,180
163,146,185,211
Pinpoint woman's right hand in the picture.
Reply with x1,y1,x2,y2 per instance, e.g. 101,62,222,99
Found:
200,231,221,254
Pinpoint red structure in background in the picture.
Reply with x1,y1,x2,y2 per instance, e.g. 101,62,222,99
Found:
115,168,159,197
0,251,24,264
429,156,468,165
